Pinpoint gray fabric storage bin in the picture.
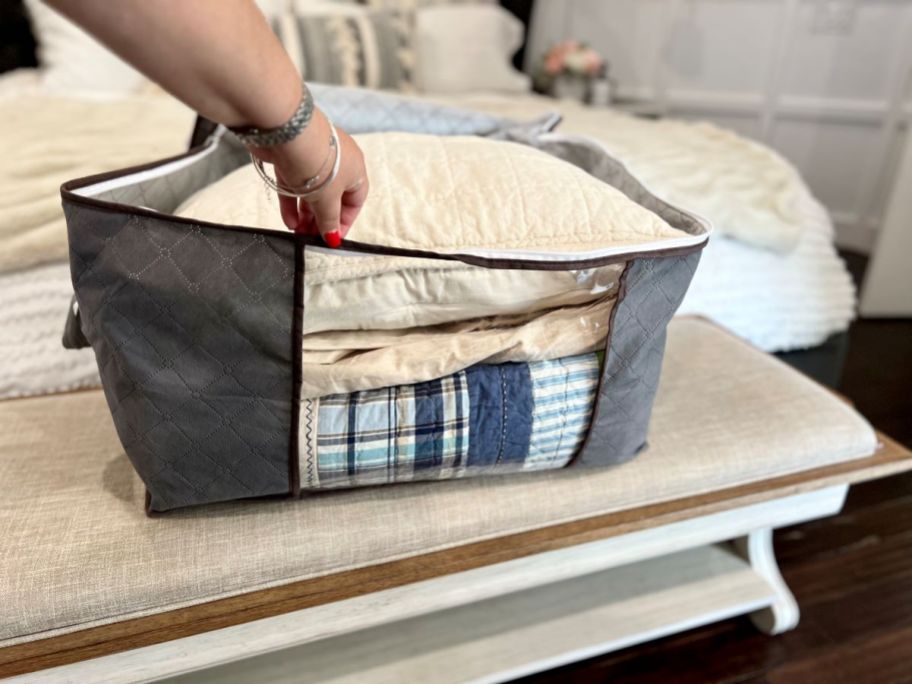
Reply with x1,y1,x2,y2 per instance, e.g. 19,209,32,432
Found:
61,88,709,512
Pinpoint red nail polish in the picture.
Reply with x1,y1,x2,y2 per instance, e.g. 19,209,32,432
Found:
324,231,342,248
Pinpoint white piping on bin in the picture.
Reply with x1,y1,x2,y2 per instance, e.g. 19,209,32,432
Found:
73,139,223,198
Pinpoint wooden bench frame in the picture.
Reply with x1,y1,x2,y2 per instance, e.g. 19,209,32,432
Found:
2,433,910,682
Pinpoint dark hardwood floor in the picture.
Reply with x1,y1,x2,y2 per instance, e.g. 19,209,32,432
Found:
840,251,912,448
519,251,912,684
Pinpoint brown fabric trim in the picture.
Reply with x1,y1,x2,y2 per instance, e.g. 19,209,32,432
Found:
565,259,633,468
62,189,707,271
288,241,305,497
303,236,708,271
398,242,707,271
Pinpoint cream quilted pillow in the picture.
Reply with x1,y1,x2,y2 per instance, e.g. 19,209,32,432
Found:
176,132,685,334
179,132,684,268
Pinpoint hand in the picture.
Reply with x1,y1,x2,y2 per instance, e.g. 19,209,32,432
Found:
250,109,368,247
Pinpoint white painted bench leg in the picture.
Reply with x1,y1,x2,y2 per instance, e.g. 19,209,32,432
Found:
734,528,800,635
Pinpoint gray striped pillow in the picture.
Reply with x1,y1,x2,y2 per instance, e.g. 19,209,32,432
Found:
287,10,415,91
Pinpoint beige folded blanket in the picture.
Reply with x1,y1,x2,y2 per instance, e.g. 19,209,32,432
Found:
300,297,614,398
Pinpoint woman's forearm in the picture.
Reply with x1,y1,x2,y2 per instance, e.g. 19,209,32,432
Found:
45,0,299,129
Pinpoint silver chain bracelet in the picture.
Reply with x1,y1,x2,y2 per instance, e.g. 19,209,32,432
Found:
229,82,315,148
251,119,342,199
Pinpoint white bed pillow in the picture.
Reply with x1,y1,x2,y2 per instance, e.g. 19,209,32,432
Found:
24,0,286,95
24,0,146,94
414,5,531,94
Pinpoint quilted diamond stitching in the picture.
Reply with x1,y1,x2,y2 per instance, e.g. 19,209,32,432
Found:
577,252,701,465
68,205,295,510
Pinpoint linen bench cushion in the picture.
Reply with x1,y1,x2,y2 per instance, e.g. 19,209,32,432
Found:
0,318,878,647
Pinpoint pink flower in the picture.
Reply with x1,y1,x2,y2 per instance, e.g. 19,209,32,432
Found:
545,52,564,75
583,48,603,75
542,41,604,79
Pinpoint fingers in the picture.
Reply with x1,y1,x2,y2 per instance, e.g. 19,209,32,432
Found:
275,168,321,235
296,201,318,236
275,169,300,231
277,182,357,245
309,193,343,247
309,172,369,243
339,177,369,239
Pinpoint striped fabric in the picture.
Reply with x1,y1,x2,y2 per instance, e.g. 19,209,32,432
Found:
301,354,600,490
285,10,415,91
525,355,601,471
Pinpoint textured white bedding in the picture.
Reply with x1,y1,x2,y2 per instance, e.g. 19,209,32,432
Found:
677,183,856,351
0,262,97,399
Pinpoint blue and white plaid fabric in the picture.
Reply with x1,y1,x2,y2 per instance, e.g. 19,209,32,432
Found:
300,354,600,490
313,373,469,487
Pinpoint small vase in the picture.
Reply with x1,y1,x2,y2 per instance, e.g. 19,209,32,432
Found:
590,77,613,107
552,74,589,103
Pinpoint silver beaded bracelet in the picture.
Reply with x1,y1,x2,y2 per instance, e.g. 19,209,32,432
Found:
251,120,342,199
229,82,315,148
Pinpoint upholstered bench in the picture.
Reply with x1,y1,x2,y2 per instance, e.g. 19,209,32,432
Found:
1,318,909,682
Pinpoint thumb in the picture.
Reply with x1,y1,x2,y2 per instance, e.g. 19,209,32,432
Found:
309,195,343,248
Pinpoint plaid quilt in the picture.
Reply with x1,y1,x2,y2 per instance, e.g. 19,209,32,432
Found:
300,354,600,489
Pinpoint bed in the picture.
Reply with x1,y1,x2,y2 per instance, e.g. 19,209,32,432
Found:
0,0,855,401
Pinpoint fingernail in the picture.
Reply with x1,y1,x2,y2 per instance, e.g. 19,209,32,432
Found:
324,231,342,248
